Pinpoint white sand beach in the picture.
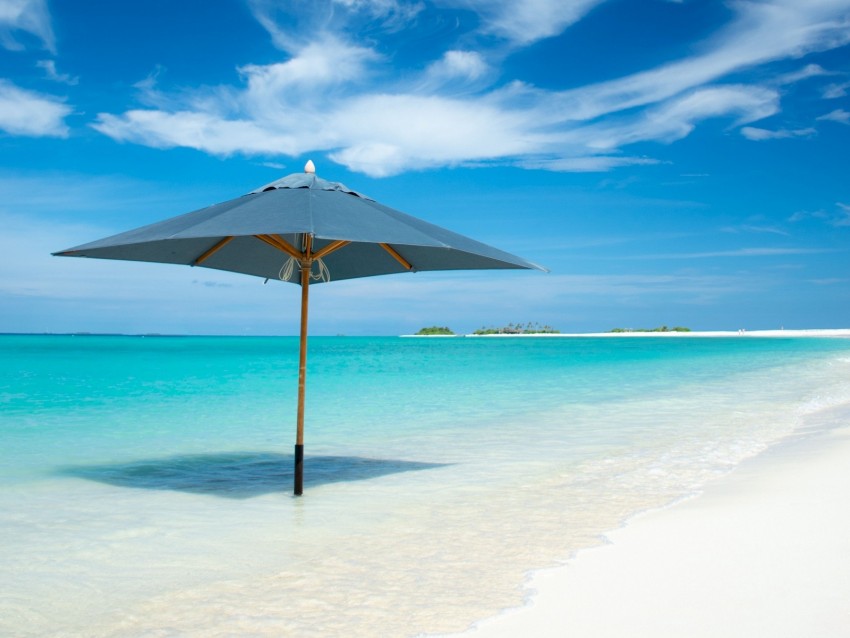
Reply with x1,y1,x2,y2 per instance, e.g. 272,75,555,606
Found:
451,409,850,637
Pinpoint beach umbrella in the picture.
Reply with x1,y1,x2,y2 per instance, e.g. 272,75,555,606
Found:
54,161,546,495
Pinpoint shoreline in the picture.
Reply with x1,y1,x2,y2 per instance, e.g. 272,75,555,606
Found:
404,328,850,338
445,404,850,637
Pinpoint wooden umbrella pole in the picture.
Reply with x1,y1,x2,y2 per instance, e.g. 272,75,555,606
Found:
294,257,310,496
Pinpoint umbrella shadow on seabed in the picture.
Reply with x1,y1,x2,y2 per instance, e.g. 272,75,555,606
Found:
59,452,450,499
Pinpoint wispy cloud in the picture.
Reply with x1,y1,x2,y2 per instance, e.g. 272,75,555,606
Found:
247,0,424,54
823,80,850,98
721,224,791,237
817,108,850,124
519,156,660,172
740,125,816,140
790,202,850,227
619,247,832,260
0,79,70,136
440,0,606,45
0,0,55,52
36,59,79,85
563,85,780,149
522,3,850,122
423,50,490,90
835,202,850,226
789,209,828,223
773,63,832,85
90,0,850,176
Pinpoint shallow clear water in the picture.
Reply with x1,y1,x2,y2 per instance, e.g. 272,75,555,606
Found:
2,335,850,636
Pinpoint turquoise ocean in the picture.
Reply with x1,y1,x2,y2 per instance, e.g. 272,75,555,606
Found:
2,334,850,636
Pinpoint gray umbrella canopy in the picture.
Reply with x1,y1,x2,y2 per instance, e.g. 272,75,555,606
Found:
55,169,545,282
55,164,546,495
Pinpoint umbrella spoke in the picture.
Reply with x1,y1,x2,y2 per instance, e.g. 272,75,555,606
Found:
311,240,351,261
192,236,235,265
255,234,302,259
380,243,414,271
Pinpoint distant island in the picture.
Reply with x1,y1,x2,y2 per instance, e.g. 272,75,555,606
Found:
609,326,691,333
415,326,456,336
473,322,559,335
413,324,692,336
413,322,560,336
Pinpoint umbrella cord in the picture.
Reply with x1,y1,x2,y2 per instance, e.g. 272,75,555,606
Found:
279,256,331,283
311,258,331,283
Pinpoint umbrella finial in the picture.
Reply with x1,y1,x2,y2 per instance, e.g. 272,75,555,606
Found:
304,160,316,174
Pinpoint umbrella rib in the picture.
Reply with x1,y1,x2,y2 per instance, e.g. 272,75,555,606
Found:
273,234,305,259
311,240,351,261
255,234,303,259
193,236,235,265
256,235,351,263
380,243,413,271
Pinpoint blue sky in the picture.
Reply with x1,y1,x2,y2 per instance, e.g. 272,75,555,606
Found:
1,0,848,335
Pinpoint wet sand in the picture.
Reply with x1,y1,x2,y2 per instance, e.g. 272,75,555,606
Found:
452,408,850,637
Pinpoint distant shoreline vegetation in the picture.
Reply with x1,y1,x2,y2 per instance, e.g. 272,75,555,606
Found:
473,322,559,335
413,324,691,336
414,326,456,336
414,323,561,336
609,326,691,333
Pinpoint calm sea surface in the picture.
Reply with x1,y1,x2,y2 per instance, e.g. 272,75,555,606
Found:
2,334,849,636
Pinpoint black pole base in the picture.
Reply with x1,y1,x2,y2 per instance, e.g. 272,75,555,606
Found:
294,444,304,496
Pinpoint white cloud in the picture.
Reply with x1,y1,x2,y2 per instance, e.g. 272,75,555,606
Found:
0,79,70,136
133,65,165,94
0,0,54,52
740,125,816,140
789,203,850,227
535,2,850,123
773,63,831,85
817,108,850,123
248,0,423,53
438,0,606,45
424,50,489,85
728,224,791,237
822,80,850,98
96,49,542,176
240,36,380,98
788,209,828,223
519,156,660,172
559,86,780,151
90,0,850,176
93,110,300,155
327,93,543,174
331,0,424,24
36,59,79,85
93,37,380,156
